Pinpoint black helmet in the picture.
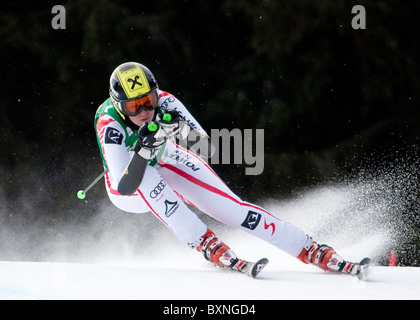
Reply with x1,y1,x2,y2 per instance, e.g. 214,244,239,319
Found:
109,62,159,117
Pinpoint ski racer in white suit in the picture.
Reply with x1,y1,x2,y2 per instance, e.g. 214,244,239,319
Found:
94,62,361,276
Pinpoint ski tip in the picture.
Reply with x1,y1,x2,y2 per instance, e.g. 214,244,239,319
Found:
356,257,371,281
359,257,371,265
251,258,269,279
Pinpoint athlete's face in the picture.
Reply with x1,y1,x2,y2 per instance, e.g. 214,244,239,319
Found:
129,108,155,127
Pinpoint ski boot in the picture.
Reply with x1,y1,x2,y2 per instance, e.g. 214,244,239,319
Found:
297,235,371,279
191,228,239,268
189,228,269,278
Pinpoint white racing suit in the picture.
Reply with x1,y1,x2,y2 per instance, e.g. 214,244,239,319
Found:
95,90,308,258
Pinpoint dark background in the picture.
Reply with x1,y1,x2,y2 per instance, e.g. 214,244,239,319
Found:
0,1,419,265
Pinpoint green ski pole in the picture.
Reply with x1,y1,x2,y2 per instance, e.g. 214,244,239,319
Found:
77,169,108,199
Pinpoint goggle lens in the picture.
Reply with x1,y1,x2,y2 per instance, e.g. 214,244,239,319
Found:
122,91,158,116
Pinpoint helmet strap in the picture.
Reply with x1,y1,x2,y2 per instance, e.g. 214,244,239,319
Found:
113,105,126,121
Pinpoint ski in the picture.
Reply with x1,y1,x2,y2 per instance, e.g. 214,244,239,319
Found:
355,257,371,281
232,258,269,279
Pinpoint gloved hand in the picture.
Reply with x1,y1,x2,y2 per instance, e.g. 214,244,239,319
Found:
157,110,214,159
157,109,182,123
134,121,167,159
157,110,190,140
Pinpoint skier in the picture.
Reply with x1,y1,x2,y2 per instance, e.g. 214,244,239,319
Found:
94,62,368,277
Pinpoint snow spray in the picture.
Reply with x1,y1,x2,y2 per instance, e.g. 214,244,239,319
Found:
262,150,419,265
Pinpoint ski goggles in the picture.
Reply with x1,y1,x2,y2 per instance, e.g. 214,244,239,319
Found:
119,90,159,116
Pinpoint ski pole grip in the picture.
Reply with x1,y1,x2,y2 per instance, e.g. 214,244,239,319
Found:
147,122,158,132
162,113,172,122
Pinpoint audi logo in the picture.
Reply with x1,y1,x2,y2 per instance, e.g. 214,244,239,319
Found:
150,180,166,198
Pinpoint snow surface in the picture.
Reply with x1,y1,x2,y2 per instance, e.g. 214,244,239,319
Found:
1,243,420,300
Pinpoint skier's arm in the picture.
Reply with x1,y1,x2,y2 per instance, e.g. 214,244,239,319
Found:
97,119,153,195
117,152,149,196
96,119,132,191
158,91,205,133
117,121,166,195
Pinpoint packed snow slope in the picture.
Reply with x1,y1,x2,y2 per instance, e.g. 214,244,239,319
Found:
1,252,419,300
